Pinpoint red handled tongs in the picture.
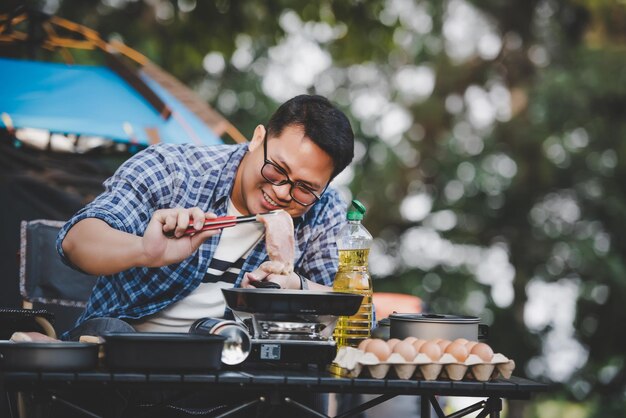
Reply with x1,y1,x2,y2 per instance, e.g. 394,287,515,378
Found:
165,211,278,237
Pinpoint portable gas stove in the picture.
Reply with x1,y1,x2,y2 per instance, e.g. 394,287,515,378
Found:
221,288,363,367
240,313,337,366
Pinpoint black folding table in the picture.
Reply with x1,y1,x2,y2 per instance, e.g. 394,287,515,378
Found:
1,368,547,418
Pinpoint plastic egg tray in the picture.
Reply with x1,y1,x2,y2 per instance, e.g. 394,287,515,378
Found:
333,347,515,381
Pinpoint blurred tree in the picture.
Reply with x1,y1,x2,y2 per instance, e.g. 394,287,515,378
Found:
5,0,626,415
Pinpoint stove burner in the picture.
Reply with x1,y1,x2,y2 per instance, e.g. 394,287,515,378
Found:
241,313,338,341
258,320,329,340
225,312,339,365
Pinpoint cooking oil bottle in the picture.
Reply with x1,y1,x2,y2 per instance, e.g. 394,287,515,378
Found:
332,199,373,352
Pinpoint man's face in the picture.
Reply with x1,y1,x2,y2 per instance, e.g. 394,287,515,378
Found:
237,124,334,218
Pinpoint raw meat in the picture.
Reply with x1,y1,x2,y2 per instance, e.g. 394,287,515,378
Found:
257,210,294,275
10,331,59,342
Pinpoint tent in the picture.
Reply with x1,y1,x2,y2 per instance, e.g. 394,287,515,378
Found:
0,57,224,148
0,10,247,151
0,10,245,310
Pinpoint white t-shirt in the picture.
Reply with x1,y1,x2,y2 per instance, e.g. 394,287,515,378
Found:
133,201,264,332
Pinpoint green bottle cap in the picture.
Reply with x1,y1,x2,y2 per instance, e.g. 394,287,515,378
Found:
347,199,366,221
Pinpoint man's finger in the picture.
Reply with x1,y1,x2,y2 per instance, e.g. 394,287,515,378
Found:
242,272,261,288
175,211,191,236
190,207,206,230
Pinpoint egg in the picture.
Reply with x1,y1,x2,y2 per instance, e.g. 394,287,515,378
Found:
365,339,392,361
392,340,417,361
437,339,452,352
403,336,418,345
419,341,442,361
386,338,401,350
470,342,494,362
465,341,478,351
453,338,469,345
358,338,372,352
444,341,469,362
412,339,426,352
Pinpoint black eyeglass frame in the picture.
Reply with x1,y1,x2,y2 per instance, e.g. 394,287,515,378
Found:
261,134,328,207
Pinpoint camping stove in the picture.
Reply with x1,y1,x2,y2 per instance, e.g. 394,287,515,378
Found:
220,288,364,367
238,313,338,367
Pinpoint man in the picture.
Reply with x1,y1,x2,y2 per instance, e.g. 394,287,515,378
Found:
57,94,354,337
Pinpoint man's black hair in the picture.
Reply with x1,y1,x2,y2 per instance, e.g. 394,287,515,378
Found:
266,95,354,179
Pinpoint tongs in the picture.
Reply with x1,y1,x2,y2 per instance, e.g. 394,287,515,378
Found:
165,211,278,237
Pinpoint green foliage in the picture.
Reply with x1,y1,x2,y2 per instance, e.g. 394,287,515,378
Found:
10,0,626,415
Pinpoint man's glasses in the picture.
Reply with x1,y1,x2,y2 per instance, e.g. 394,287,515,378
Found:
261,135,326,206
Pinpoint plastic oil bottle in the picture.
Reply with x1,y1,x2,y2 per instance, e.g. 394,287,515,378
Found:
330,200,373,375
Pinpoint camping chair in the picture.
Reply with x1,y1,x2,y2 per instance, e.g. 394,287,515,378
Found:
18,219,97,337
0,220,98,418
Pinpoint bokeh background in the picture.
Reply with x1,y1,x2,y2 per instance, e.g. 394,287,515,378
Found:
3,0,626,416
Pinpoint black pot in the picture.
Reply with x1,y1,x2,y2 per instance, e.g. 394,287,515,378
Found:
0,341,99,371
389,313,489,341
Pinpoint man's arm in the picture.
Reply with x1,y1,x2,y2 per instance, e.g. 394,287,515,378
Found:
62,218,146,275
62,208,219,276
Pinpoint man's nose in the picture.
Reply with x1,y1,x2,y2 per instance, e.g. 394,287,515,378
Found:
272,182,293,202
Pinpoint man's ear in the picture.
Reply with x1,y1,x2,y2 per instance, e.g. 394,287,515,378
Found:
248,125,266,152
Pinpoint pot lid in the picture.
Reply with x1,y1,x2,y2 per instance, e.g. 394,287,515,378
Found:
389,313,479,324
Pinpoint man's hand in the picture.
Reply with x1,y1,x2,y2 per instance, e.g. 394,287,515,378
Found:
241,261,301,289
62,208,220,276
142,207,220,267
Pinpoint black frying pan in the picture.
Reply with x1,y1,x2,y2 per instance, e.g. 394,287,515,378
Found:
0,341,98,371
221,288,363,315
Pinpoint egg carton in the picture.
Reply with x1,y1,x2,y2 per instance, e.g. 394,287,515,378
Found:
333,347,515,381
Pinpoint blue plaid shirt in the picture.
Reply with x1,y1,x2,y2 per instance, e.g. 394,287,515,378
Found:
57,143,348,327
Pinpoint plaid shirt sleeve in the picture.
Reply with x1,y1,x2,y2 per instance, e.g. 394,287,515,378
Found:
54,144,247,337
295,189,348,286
56,145,177,268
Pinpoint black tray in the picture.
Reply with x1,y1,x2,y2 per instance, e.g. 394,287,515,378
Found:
222,288,364,315
103,332,225,372
0,341,98,371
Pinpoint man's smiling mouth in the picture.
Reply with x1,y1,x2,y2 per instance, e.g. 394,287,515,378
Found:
263,190,281,207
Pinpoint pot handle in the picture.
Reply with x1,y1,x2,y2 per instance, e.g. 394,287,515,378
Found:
478,324,489,341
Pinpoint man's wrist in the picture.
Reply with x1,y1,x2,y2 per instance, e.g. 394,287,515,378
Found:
296,272,308,290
